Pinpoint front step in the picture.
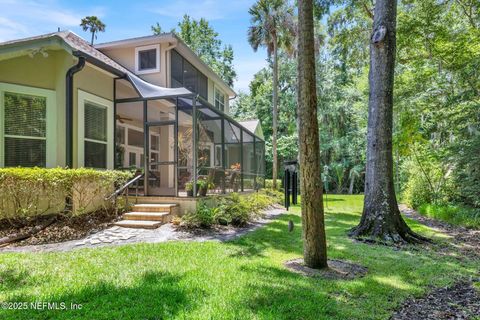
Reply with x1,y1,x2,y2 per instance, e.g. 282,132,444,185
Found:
132,203,177,212
114,220,163,229
114,203,178,229
124,211,171,222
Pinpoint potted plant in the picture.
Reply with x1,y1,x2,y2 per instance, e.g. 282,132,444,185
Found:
197,179,208,197
185,181,194,197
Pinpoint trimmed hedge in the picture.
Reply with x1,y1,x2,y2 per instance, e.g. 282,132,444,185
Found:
0,168,132,220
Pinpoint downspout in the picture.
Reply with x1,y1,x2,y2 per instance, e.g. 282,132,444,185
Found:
65,56,85,168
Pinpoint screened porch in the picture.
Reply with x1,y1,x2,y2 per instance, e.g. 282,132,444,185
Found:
114,76,265,197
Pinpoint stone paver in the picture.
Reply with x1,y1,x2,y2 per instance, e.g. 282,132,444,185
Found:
0,208,286,253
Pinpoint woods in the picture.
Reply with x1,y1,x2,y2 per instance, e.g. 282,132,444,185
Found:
234,0,480,231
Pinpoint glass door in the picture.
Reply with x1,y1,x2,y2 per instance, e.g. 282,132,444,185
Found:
145,122,176,196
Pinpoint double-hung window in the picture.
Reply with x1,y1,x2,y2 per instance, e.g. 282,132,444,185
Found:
84,103,107,168
214,87,225,112
78,90,113,169
135,44,160,74
0,83,56,167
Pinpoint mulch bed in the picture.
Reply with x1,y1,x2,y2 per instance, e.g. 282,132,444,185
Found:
392,205,480,319
400,205,480,262
284,258,368,280
391,280,480,320
0,210,120,246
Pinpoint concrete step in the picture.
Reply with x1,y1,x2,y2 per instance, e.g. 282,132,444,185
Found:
114,220,163,229
124,211,171,222
132,203,178,213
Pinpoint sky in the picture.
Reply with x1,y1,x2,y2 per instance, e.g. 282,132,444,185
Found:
0,0,269,93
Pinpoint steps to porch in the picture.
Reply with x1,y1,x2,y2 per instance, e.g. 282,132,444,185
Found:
114,203,178,229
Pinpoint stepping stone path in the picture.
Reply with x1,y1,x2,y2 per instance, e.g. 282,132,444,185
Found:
75,226,141,246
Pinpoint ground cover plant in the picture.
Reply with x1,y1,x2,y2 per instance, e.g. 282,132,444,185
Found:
0,195,477,320
180,190,283,228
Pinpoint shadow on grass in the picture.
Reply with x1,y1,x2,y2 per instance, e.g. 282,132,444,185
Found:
0,268,31,291
2,271,202,320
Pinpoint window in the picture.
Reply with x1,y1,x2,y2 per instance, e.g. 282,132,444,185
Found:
128,128,144,148
170,49,208,100
214,87,225,111
129,152,136,167
84,103,107,168
4,92,46,167
78,90,113,169
135,44,160,74
0,83,56,168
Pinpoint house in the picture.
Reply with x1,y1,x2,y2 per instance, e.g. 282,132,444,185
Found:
0,31,265,198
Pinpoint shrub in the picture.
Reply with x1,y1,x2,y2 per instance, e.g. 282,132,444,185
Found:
181,190,282,228
0,167,132,220
401,150,453,209
418,203,480,229
181,201,217,228
451,136,480,208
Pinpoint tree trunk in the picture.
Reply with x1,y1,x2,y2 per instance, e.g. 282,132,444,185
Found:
349,173,355,195
91,31,95,46
297,0,328,268
349,0,428,244
272,38,279,190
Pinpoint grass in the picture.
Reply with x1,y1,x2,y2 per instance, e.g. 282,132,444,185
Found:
418,203,480,229
0,195,477,319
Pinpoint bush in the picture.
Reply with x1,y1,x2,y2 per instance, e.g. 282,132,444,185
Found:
0,167,132,220
451,136,480,208
418,203,480,229
401,151,453,209
181,190,282,228
181,201,218,228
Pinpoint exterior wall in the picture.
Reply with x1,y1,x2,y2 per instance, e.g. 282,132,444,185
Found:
0,49,115,169
101,44,231,114
73,66,114,168
0,49,73,167
100,44,169,87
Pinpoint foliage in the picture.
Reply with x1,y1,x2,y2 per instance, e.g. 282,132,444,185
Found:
1,196,477,320
0,168,131,220
402,145,454,209
80,16,106,45
418,203,480,229
247,0,295,57
181,190,282,228
181,201,218,228
152,15,236,86
450,135,480,208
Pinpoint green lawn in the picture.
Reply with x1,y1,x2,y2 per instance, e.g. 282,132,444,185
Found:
0,195,477,320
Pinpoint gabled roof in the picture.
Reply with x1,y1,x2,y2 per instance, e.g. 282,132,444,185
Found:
95,33,236,98
238,119,264,140
0,31,192,99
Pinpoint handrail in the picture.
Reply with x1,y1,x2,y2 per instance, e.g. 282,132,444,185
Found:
105,173,144,201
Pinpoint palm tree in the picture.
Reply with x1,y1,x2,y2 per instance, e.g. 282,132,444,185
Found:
297,0,327,269
80,16,106,45
248,0,295,190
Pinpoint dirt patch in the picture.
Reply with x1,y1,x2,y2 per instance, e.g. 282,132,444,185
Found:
284,258,368,280
400,205,480,261
0,210,119,246
391,280,480,320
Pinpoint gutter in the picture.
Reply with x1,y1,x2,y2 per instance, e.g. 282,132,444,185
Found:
65,56,85,168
